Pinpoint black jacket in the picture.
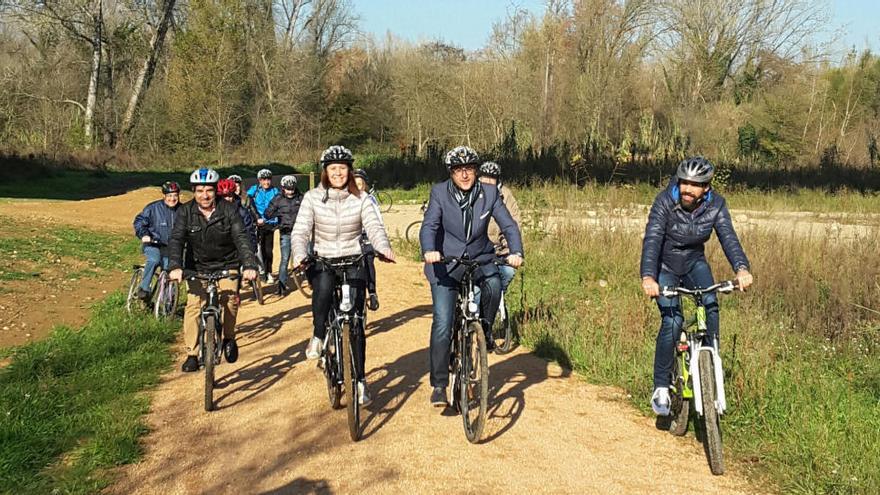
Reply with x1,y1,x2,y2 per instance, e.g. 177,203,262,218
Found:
640,181,750,279
264,192,303,234
168,199,259,273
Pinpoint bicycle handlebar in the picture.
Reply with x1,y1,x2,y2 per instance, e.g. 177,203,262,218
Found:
661,279,739,298
303,254,366,270
183,270,241,282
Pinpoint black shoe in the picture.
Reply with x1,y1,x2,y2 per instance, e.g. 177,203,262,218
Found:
367,292,379,311
485,330,496,352
181,355,199,372
276,282,289,297
223,338,239,363
430,387,447,407
137,288,151,302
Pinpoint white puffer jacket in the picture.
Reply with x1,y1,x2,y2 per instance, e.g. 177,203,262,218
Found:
291,185,392,266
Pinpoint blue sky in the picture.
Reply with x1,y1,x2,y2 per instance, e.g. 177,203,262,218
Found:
355,0,879,54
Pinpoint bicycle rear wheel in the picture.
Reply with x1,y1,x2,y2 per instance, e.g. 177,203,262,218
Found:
494,295,514,354
699,351,724,475
405,221,422,244
668,351,690,436
342,321,362,441
204,315,217,412
460,321,488,443
377,191,393,213
126,267,144,313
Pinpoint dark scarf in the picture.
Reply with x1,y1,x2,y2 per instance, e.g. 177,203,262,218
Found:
448,181,481,241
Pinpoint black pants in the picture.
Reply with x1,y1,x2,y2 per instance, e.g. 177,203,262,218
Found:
365,250,377,293
309,262,367,380
258,228,275,275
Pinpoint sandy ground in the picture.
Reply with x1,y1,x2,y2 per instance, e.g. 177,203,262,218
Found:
0,189,792,493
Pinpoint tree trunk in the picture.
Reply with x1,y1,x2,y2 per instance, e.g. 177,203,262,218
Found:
118,0,176,147
84,0,103,149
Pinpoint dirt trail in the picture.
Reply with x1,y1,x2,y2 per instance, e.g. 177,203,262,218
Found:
5,190,760,494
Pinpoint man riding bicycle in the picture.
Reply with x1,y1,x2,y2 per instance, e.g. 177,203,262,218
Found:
640,156,753,416
479,161,522,293
132,181,181,303
292,146,395,406
247,169,280,283
420,146,524,408
168,168,259,373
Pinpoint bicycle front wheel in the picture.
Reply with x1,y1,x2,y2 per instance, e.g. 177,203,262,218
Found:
460,321,488,443
126,267,144,313
204,315,217,412
405,221,422,244
377,191,393,213
699,351,724,475
342,321,362,441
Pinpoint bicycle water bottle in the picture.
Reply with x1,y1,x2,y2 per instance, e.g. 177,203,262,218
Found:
340,283,353,312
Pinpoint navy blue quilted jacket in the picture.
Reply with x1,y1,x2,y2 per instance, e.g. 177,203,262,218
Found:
640,181,750,279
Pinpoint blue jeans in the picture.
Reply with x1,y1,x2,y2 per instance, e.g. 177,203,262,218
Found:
140,245,169,293
653,259,719,389
278,233,292,286
429,274,501,388
499,264,516,292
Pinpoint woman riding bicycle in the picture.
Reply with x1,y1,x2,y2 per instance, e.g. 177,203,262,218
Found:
353,168,383,311
291,146,395,406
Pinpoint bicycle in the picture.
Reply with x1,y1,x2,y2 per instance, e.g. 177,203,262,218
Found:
661,279,739,475
290,264,312,298
308,254,368,441
404,200,428,244
371,186,393,213
185,270,240,412
125,245,179,318
441,256,490,444
493,287,513,354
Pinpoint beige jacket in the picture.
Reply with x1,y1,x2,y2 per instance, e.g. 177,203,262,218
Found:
487,184,522,256
291,186,392,266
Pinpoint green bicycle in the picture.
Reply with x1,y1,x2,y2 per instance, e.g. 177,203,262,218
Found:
662,279,739,476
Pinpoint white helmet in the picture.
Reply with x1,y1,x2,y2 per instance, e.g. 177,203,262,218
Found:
257,168,272,180
280,175,297,189
189,167,220,186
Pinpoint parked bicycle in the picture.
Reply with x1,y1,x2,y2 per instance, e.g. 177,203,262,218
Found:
185,270,240,412
404,200,429,244
441,256,490,443
662,279,739,475
309,254,368,441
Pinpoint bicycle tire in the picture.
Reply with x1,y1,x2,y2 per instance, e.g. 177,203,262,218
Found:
405,221,422,244
325,325,344,410
377,191,393,213
165,281,179,319
669,351,690,436
460,321,488,443
494,295,514,354
126,268,144,313
204,315,217,412
699,351,725,475
291,268,312,298
342,321,362,441
251,277,264,305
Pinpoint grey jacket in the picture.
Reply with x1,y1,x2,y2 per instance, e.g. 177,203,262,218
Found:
291,186,392,266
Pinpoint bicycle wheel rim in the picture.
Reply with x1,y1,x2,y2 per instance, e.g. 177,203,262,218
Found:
342,321,361,441
153,273,166,318
461,321,488,443
204,315,216,412
126,268,143,312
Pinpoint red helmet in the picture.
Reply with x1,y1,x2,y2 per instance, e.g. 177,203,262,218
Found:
162,181,181,194
216,179,237,197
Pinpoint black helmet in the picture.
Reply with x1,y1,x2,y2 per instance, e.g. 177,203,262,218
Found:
320,145,354,167
479,161,501,178
444,146,480,170
353,168,369,183
162,181,181,194
676,156,715,184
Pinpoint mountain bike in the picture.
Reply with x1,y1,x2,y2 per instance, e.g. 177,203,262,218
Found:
661,279,739,475
441,256,490,444
404,200,428,244
309,254,367,441
186,270,240,412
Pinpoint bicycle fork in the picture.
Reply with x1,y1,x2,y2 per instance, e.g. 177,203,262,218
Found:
690,306,727,416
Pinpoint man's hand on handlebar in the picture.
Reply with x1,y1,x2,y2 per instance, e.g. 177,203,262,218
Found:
506,254,523,269
424,251,441,264
642,276,660,298
169,268,183,283
141,235,152,244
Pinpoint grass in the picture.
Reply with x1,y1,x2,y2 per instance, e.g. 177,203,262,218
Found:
0,293,180,494
507,221,880,493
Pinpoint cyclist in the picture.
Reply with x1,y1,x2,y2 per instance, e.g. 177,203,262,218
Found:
246,169,279,283
420,146,524,407
292,145,395,406
353,168,382,310
132,181,181,302
640,156,753,416
168,168,259,373
478,161,522,293
217,178,257,250
265,175,303,296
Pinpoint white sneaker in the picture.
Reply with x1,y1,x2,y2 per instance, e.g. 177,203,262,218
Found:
357,380,372,406
266,273,275,284
306,337,323,360
651,387,671,416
